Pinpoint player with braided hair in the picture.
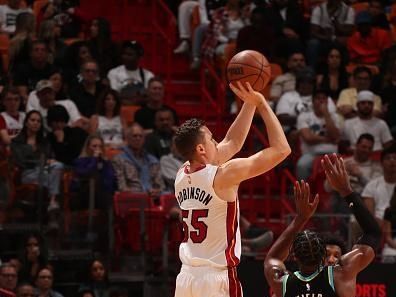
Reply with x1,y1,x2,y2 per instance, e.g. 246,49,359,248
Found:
264,154,381,297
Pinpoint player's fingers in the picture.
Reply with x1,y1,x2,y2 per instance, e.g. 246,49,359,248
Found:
245,82,254,93
229,83,242,95
295,181,301,201
311,194,320,211
305,181,311,202
237,81,247,94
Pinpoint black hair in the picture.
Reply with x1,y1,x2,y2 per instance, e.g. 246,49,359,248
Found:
291,230,326,268
174,118,205,160
122,40,144,57
77,288,96,297
47,105,70,124
312,88,328,98
96,88,121,116
20,110,45,143
92,17,112,43
353,66,372,79
147,76,164,87
357,133,375,145
321,233,347,254
381,142,396,161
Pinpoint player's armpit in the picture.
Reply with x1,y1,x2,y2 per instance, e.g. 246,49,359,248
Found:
214,147,289,188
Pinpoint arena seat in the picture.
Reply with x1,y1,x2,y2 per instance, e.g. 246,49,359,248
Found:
120,105,140,126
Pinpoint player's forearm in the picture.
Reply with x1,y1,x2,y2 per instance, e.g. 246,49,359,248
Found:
223,102,256,152
257,101,290,155
266,216,307,262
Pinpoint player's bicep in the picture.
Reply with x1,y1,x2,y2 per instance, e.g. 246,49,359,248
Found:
215,148,285,187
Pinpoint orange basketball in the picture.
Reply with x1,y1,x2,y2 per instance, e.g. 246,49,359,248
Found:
226,50,271,92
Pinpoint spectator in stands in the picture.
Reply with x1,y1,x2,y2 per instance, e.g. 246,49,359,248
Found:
35,267,64,297
47,105,88,166
134,77,178,131
316,45,349,101
200,0,246,65
63,41,93,86
160,136,183,192
77,289,95,297
306,0,355,67
144,108,176,159
264,0,305,61
72,134,116,210
9,12,36,73
27,69,69,107
38,0,81,38
79,259,109,297
347,11,391,65
380,60,396,136
337,66,382,118
0,263,18,295
26,80,86,131
107,41,154,101
69,60,106,118
0,87,25,147
383,191,396,262
0,0,31,35
112,123,165,196
342,90,393,151
12,40,56,102
275,67,336,134
362,144,396,227
236,7,276,59
87,17,118,78
325,133,383,214
18,233,49,283
10,111,63,216
90,89,125,149
269,50,306,102
296,89,341,180
38,19,67,67
368,0,390,30
15,283,34,297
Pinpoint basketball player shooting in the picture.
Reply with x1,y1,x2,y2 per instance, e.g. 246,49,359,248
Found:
173,81,290,297
264,154,381,297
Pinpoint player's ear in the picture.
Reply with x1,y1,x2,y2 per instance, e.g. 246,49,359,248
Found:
196,143,205,154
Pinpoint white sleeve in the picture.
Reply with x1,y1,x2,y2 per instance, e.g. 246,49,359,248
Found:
276,93,294,116
380,121,393,144
107,68,121,92
361,180,376,198
198,0,209,25
26,91,40,112
143,69,155,88
296,112,309,130
344,7,355,25
310,6,321,25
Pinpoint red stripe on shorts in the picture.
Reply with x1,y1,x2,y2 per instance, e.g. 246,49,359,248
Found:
228,267,242,297
225,201,239,267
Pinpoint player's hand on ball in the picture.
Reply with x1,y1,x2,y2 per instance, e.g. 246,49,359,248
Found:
229,81,265,106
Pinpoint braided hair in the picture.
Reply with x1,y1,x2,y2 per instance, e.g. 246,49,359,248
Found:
291,230,326,268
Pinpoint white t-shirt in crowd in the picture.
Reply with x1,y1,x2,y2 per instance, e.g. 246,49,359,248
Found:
107,65,154,92
26,91,82,128
97,115,123,146
297,110,341,154
361,176,396,220
310,2,355,29
342,117,393,151
0,5,32,34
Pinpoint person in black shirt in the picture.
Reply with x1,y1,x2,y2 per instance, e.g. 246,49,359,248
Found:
69,60,106,118
12,40,56,103
134,77,178,132
47,105,88,166
264,154,381,297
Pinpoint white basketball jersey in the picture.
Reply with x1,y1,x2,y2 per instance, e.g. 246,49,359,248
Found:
175,163,241,268
1,112,25,137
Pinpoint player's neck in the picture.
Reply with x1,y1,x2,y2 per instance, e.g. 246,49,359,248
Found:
188,160,207,173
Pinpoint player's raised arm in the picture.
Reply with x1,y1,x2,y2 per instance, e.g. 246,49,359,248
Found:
264,181,319,297
321,154,380,278
214,82,291,188
215,99,256,165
